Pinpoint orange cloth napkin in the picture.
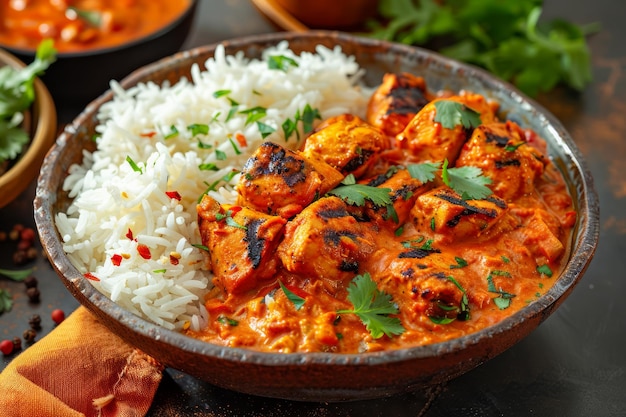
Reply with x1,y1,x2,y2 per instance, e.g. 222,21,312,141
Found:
0,306,163,417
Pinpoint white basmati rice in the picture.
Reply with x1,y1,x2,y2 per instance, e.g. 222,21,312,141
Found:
56,42,371,331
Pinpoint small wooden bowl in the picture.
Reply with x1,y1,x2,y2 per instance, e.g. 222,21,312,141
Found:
0,48,56,209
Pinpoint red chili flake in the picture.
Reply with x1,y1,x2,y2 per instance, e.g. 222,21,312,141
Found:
84,272,101,281
137,244,151,259
235,133,248,148
166,191,182,200
126,228,134,240
170,255,180,265
140,131,157,138
229,206,243,215
111,254,123,266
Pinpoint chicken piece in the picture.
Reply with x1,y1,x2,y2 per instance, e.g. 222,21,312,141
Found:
396,93,499,164
366,72,431,136
455,121,547,201
346,168,430,227
302,114,390,179
277,196,375,284
411,186,511,244
197,195,286,294
237,141,343,219
510,208,565,263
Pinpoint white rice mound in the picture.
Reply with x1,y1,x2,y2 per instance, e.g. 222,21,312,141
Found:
56,42,371,331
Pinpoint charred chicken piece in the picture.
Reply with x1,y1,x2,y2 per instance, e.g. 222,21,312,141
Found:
396,94,499,164
455,121,546,201
237,141,343,219
366,72,431,136
197,195,286,294
277,196,375,285
411,186,511,244
347,168,430,227
302,114,390,179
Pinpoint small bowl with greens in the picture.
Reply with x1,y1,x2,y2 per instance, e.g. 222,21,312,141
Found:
0,41,57,208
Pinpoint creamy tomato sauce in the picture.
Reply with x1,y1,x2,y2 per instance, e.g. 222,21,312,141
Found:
188,73,576,354
0,0,190,53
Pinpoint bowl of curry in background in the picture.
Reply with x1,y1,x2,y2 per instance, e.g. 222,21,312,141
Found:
34,31,599,401
0,48,56,208
0,0,199,106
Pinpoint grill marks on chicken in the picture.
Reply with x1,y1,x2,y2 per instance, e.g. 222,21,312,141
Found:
192,72,576,353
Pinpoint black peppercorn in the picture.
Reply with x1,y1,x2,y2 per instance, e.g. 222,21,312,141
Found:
12,250,28,266
23,329,36,344
12,337,21,351
23,275,38,289
26,287,40,303
29,314,42,330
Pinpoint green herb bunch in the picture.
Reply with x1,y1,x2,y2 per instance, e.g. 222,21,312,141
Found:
367,0,600,96
0,39,57,164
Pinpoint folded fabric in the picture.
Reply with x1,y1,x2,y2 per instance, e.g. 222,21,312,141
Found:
0,306,163,417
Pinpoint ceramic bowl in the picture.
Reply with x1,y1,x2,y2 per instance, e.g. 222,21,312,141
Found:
33,31,599,402
0,48,56,209
1,0,198,107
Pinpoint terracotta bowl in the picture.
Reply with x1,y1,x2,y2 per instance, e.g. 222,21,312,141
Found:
33,31,599,402
0,48,56,209
1,0,198,107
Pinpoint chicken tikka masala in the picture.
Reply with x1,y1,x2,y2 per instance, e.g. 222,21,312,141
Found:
189,72,576,353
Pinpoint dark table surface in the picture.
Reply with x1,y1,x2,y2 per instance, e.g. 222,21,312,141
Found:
2,1,625,416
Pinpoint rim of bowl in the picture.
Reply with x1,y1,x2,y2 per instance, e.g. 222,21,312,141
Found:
36,31,600,367
0,0,198,59
0,48,56,208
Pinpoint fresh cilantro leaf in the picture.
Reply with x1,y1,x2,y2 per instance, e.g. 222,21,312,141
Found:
212,89,231,98
279,281,305,310
433,100,482,130
268,55,299,72
240,106,267,126
328,183,393,207
442,160,493,200
537,264,553,277
164,125,179,139
407,162,439,183
450,257,468,269
256,121,276,139
447,275,471,320
337,273,405,339
187,123,209,136
493,297,512,310
215,149,227,160
215,209,247,230
0,39,56,163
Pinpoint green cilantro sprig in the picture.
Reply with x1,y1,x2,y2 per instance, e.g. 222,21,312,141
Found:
327,174,393,207
337,273,405,339
0,39,56,163
279,280,305,310
407,160,493,200
367,0,599,96
433,100,482,130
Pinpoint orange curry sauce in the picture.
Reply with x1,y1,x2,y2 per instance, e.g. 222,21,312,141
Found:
188,73,576,354
0,0,190,53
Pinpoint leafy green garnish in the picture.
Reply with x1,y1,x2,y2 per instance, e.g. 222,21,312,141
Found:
215,209,247,230
164,125,179,139
337,273,405,339
240,106,267,126
279,280,305,310
212,89,231,98
187,123,209,136
328,174,393,208
256,121,276,139
281,104,321,142
0,289,12,315
0,39,56,163
407,160,492,200
450,257,468,269
126,155,142,173
367,0,599,96
441,159,493,200
486,273,516,310
433,100,482,130
0,268,32,281
68,6,102,27
268,55,299,72
537,264,553,277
